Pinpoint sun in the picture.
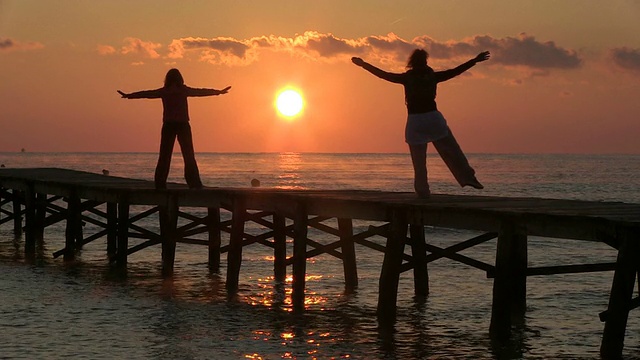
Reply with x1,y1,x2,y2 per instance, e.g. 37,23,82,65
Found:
275,89,304,118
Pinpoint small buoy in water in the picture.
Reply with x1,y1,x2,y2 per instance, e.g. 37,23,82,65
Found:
0,164,5,168
251,178,260,187
102,169,110,176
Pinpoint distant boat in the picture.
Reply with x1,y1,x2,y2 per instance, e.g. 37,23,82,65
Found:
20,148,25,153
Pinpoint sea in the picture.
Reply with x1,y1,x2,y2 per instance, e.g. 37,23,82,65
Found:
0,152,639,360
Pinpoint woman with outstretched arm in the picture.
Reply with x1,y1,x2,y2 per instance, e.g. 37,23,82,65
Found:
352,50,490,198
118,68,231,189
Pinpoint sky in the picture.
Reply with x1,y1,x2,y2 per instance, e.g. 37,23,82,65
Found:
1,0,639,154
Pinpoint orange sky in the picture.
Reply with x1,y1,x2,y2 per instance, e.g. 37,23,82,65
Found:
1,0,639,153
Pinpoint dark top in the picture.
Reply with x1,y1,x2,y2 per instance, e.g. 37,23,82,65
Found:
361,59,477,114
126,85,221,122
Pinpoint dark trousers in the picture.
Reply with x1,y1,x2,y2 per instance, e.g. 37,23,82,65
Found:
409,128,476,194
154,122,203,189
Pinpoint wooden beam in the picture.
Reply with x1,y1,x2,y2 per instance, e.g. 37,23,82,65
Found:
160,195,179,277
24,186,37,255
490,217,528,340
63,194,81,261
600,226,640,359
377,208,407,325
339,218,358,293
226,197,246,293
116,201,129,265
107,202,117,258
409,222,429,297
12,190,23,236
292,201,308,313
273,213,287,284
524,263,617,277
207,207,221,273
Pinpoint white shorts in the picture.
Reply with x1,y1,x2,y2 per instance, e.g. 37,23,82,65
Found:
405,111,449,145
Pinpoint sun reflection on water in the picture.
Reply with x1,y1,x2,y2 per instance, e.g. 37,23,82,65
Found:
277,152,305,190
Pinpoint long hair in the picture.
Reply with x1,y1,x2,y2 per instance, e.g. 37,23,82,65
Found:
406,49,429,70
164,68,184,87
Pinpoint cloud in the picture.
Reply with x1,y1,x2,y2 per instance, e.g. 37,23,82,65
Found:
96,44,116,55
105,32,582,71
416,33,581,69
610,47,640,72
0,37,44,52
120,37,161,59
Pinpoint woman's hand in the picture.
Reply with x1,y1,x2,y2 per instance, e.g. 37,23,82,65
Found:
219,86,231,95
351,57,365,67
474,51,491,63
117,90,129,98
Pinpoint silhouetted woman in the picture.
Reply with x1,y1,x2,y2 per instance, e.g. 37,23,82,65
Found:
352,50,490,198
118,69,230,189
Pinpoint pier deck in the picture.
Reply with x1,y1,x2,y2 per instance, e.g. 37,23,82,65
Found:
1,167,638,358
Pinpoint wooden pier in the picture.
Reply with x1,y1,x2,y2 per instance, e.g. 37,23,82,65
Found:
1,167,639,358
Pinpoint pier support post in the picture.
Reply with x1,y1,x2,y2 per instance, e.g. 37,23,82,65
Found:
160,195,179,277
292,202,308,312
35,193,46,245
12,190,23,236
600,227,639,359
490,218,528,340
0,188,4,225
24,187,38,255
410,222,429,297
116,201,129,266
106,202,117,259
207,207,221,273
377,209,408,325
339,218,358,293
226,197,246,293
64,194,81,261
273,213,287,284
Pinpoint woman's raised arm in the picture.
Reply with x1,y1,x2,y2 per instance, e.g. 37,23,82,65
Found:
117,89,163,99
351,57,404,84
186,86,232,97
435,51,491,83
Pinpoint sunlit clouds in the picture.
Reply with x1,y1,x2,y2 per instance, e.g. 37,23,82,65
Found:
94,31,588,71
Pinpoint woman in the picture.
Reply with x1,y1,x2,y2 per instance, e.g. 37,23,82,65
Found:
352,50,490,198
118,69,231,189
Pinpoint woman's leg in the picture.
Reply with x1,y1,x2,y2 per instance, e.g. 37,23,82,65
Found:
432,129,483,189
155,123,177,189
176,123,203,189
409,143,430,198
